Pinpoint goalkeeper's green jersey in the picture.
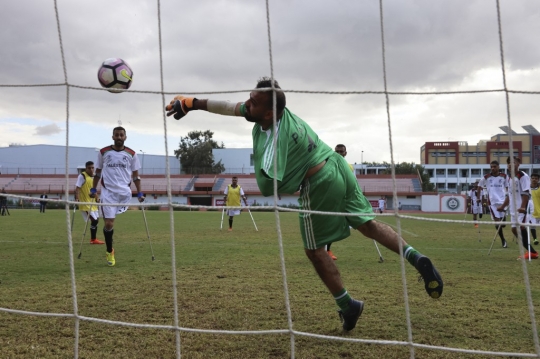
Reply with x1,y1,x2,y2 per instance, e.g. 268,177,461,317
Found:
239,105,334,196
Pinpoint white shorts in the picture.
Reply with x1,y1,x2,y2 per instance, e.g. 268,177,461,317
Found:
509,212,526,228
100,187,131,219
81,210,99,222
489,204,506,221
471,203,481,215
530,217,540,226
227,209,241,216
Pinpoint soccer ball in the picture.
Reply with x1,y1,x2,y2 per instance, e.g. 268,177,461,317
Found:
97,58,133,93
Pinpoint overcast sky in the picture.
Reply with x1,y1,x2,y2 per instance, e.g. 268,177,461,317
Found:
1,0,539,167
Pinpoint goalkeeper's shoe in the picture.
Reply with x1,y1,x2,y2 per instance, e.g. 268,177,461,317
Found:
90,239,104,244
337,299,364,331
106,249,115,267
414,255,443,299
534,239,539,245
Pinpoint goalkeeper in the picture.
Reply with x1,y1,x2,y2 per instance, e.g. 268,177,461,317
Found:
166,77,443,332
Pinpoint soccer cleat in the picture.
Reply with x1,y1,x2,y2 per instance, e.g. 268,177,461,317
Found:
414,255,443,299
517,251,539,260
502,242,508,248
90,239,105,244
338,299,364,331
106,249,115,266
328,250,337,260
474,224,479,228
535,239,539,245
228,228,232,232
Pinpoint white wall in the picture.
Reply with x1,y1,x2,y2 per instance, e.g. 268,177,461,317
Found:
422,195,440,212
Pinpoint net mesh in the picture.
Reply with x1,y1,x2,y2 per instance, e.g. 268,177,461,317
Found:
0,0,539,358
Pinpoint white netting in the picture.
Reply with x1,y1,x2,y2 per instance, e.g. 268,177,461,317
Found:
1,0,539,358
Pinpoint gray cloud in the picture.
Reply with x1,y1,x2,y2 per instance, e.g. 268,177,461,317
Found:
35,123,63,136
1,0,539,164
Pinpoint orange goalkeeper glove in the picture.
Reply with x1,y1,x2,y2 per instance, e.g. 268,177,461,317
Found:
166,96,196,120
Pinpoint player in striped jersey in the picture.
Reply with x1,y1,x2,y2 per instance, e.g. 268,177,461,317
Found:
166,77,443,331
74,161,104,244
91,127,145,266
478,160,508,248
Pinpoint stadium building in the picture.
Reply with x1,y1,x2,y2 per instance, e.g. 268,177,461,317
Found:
421,125,540,193
0,144,435,211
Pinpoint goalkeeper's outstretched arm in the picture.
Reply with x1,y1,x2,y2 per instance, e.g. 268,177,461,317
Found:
166,96,242,120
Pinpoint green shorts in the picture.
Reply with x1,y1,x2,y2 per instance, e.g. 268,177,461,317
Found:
298,152,375,250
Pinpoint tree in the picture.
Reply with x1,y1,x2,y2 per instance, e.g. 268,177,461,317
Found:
174,130,225,174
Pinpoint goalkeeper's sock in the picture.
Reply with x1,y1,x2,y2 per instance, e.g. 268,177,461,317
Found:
334,288,351,312
104,227,114,253
403,245,420,266
229,218,233,229
532,228,537,240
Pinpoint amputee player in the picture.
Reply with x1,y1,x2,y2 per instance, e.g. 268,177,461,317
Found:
377,196,386,214
91,127,145,266
478,160,508,248
74,161,104,244
530,173,540,245
501,157,537,259
468,182,481,228
165,77,443,332
223,176,248,231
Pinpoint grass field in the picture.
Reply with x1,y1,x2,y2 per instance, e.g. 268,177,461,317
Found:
1,209,539,358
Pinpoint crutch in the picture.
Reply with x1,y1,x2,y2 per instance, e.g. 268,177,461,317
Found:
372,240,384,263
488,214,506,255
527,224,532,262
247,208,258,231
220,207,225,231
141,206,155,261
77,212,90,259
70,205,76,232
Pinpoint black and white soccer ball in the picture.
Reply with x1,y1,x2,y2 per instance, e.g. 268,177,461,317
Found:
97,58,133,93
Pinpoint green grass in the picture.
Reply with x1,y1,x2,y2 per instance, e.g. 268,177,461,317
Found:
1,209,539,358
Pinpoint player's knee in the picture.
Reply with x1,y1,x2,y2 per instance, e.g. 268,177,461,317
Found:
304,247,326,262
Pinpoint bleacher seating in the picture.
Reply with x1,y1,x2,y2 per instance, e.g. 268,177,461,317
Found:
0,173,425,195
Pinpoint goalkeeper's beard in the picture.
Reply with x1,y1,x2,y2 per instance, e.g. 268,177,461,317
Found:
244,115,258,123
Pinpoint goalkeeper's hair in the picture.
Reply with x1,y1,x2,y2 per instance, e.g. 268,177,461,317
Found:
85,161,94,168
113,126,126,134
256,77,286,114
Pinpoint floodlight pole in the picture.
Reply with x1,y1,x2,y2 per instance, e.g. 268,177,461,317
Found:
140,150,146,175
361,150,364,175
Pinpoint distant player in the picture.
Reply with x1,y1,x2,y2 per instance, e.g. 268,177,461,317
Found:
91,126,145,266
378,196,386,214
223,176,248,231
469,182,481,228
478,160,508,248
502,157,537,259
74,161,104,245
529,173,539,245
39,192,48,213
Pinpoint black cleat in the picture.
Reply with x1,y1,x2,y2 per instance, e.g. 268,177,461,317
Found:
414,255,443,299
338,299,364,331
